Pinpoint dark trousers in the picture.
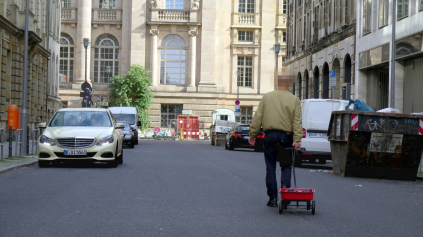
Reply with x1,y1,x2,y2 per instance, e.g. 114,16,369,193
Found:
263,131,293,199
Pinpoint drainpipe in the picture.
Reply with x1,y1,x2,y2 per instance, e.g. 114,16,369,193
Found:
45,0,51,122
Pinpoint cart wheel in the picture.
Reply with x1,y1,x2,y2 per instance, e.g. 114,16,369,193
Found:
307,201,310,210
278,200,283,214
312,201,316,215
283,200,288,210
296,201,299,207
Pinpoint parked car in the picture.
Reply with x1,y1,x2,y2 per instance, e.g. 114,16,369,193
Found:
225,124,264,152
117,120,135,148
108,106,141,145
37,108,124,168
297,99,349,165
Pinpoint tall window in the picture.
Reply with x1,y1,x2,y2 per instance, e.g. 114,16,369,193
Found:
166,0,183,9
62,0,71,8
161,104,183,127
94,34,119,83
160,35,186,85
239,0,255,13
397,0,409,20
238,31,253,42
379,0,389,28
282,0,287,14
100,0,116,9
237,57,253,87
283,32,287,42
240,107,253,124
59,33,74,82
420,0,423,11
363,0,372,34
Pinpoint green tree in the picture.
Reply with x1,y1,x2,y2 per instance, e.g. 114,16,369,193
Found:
109,64,154,130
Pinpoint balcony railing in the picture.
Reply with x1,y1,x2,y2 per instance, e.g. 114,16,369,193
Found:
93,9,122,23
61,8,77,22
158,10,189,21
232,13,260,25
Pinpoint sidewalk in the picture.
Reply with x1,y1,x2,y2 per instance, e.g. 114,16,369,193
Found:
0,141,38,174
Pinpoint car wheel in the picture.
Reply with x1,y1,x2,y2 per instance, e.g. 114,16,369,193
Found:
129,143,135,149
134,131,139,145
109,147,119,167
228,140,234,150
118,146,123,164
38,161,49,168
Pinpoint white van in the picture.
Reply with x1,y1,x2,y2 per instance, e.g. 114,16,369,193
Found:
108,106,141,145
297,99,349,165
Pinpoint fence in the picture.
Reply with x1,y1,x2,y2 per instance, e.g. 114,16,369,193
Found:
145,119,208,140
0,126,40,160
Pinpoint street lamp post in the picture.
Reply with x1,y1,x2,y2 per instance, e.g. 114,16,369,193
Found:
83,38,90,107
390,0,397,109
236,69,241,100
274,43,281,90
105,65,112,103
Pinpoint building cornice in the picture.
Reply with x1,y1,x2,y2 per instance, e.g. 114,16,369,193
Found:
0,15,20,36
147,22,201,26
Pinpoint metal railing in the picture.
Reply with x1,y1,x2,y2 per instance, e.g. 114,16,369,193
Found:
0,126,41,159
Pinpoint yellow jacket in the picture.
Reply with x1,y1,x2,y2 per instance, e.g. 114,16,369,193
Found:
249,90,303,142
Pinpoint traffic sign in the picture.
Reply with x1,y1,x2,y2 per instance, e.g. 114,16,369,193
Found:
329,70,336,87
235,100,240,105
154,126,161,133
81,82,92,91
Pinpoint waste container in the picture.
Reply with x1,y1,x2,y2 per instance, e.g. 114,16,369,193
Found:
327,110,423,181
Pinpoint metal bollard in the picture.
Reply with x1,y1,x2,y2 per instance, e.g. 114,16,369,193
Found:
16,129,23,157
26,126,30,155
8,125,12,159
0,128,3,160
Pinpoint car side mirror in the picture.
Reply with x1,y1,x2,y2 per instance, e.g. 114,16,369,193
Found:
137,121,141,126
115,123,124,129
38,122,47,129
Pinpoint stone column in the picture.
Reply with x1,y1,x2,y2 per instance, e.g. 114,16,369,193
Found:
188,28,198,91
150,28,159,86
75,0,92,84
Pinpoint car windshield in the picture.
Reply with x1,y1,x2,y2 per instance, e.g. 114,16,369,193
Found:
117,121,131,130
112,114,135,125
237,125,250,132
49,111,112,127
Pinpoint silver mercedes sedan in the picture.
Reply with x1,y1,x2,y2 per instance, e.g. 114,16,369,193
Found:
37,108,124,168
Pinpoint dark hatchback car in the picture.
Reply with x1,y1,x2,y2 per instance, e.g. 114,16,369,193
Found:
225,124,264,152
117,120,135,148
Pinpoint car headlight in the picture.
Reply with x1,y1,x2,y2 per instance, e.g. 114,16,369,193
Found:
124,134,132,139
39,135,56,146
96,135,114,146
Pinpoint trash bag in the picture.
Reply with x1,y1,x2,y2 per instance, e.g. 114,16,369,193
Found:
345,99,375,112
377,108,401,113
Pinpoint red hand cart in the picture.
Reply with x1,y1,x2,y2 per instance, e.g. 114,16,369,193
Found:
278,148,316,214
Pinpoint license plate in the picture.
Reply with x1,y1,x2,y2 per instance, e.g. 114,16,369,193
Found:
243,136,249,139
309,133,327,138
64,150,87,155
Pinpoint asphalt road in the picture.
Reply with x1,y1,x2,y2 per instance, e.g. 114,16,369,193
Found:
1,140,422,237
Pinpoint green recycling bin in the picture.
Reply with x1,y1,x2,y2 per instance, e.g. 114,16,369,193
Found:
327,110,423,181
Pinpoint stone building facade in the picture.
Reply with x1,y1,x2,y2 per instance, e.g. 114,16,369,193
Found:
0,0,62,131
59,0,287,130
356,0,423,113
283,0,356,101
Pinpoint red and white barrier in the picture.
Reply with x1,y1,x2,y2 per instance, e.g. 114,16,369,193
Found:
419,119,423,135
351,114,358,130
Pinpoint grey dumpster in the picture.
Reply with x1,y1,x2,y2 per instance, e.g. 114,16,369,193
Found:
327,111,423,181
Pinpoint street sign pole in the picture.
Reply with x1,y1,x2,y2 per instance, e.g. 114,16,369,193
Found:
329,70,336,99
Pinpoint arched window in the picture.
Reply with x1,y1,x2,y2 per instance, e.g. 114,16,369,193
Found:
59,33,74,82
94,34,119,83
160,35,186,85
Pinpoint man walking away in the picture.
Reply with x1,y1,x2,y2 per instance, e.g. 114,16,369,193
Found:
248,90,302,207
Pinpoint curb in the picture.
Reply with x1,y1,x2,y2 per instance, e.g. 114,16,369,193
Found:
0,159,38,175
